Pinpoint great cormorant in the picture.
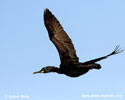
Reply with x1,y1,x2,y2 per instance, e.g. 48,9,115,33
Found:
33,8,123,77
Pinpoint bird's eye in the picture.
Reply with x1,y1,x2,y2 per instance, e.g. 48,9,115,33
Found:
41,70,44,73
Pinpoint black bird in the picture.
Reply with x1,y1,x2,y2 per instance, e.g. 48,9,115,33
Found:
33,8,123,77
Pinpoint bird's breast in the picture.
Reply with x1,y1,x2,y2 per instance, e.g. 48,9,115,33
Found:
63,66,90,77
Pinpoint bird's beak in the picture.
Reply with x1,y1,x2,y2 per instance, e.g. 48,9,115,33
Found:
33,70,41,74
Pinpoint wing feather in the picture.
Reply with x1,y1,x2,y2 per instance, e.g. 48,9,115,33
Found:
44,8,79,65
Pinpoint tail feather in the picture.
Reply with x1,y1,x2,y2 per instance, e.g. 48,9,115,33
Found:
87,64,101,70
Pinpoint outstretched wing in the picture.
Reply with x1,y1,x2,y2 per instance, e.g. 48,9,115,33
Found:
44,8,79,66
83,45,123,64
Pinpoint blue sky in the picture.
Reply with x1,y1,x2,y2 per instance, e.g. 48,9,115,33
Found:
0,0,125,100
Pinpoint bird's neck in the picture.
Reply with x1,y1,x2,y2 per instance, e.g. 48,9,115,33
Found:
47,66,60,73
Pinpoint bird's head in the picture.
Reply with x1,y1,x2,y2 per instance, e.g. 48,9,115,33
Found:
33,66,59,74
33,67,48,74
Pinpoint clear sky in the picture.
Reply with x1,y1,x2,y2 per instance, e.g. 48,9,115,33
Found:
0,0,125,100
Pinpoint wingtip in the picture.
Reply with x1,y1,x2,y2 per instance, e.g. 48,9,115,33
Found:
44,8,49,12
44,8,54,23
114,45,124,54
44,8,51,15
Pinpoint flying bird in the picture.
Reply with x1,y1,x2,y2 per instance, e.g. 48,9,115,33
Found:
33,8,123,77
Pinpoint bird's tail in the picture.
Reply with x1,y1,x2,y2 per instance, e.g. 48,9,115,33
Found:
88,64,101,70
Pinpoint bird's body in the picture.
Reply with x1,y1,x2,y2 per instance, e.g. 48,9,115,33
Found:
58,63,100,77
33,8,123,77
